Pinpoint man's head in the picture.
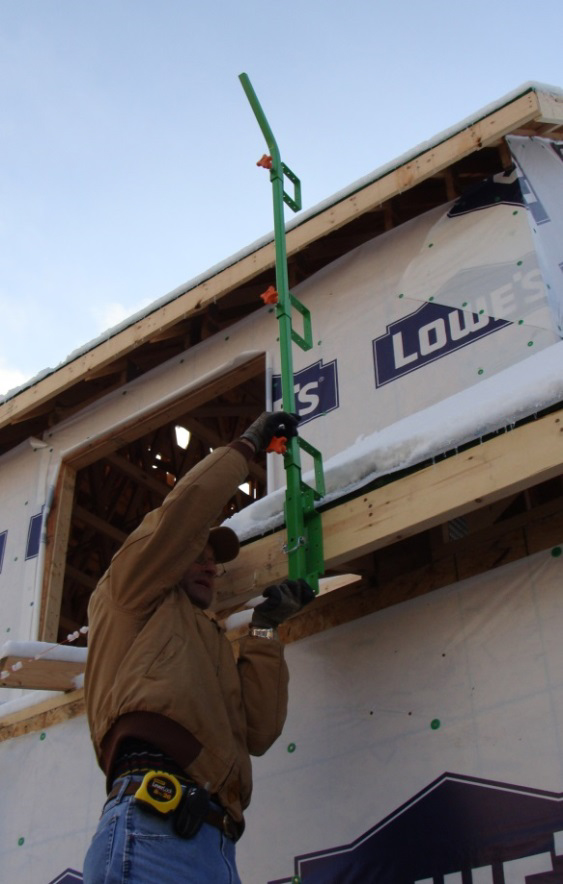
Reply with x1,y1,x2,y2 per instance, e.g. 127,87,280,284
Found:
207,526,239,565
180,526,239,609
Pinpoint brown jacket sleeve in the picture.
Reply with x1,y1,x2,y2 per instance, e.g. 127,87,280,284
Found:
237,633,289,756
103,446,250,612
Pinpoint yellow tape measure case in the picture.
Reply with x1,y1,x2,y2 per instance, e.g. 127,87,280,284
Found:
134,771,183,815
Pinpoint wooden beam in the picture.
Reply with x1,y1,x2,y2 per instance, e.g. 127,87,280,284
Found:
191,404,261,418
277,499,563,645
278,557,457,645
64,563,98,591
0,689,85,743
537,89,563,126
0,92,547,435
214,409,563,610
0,655,85,692
104,454,169,498
40,465,76,642
73,505,128,544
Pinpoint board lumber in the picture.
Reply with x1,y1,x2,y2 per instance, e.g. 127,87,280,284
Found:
0,654,85,693
0,689,84,742
215,408,563,606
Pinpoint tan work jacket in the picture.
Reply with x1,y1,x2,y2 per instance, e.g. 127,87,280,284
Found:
85,445,289,823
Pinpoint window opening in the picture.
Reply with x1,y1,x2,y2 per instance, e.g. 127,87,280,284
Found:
48,363,266,643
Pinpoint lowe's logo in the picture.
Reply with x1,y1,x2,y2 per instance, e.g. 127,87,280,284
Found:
272,359,339,425
373,302,511,387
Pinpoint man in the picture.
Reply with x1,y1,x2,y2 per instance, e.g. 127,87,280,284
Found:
83,411,314,883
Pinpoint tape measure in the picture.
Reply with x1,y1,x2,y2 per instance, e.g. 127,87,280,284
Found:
134,770,183,815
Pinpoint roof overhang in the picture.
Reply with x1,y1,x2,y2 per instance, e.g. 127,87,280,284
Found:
1,83,562,453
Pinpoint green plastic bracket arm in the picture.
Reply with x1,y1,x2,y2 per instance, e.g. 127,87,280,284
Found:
239,72,325,593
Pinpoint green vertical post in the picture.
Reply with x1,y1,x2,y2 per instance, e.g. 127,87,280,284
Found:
239,72,325,592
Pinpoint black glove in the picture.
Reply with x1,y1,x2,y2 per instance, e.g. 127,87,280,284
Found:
240,411,299,454
251,579,315,628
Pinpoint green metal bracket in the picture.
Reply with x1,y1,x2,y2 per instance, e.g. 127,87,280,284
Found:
239,72,325,592
277,293,313,352
280,163,302,212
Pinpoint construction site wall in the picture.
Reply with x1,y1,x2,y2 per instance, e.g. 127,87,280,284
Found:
0,135,562,882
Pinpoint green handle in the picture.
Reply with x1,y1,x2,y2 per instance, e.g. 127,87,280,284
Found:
239,73,324,593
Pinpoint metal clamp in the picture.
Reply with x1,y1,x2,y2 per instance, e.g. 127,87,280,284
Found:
282,536,307,556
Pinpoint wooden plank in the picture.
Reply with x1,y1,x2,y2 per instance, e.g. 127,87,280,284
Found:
536,90,563,126
279,556,458,645
0,92,543,434
0,655,85,692
526,507,563,554
214,408,563,608
0,689,85,742
73,505,128,544
39,465,76,642
104,455,169,498
278,501,563,645
64,564,100,591
455,527,527,581
299,91,539,240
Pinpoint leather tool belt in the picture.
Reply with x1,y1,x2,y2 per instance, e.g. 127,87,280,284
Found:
106,771,243,842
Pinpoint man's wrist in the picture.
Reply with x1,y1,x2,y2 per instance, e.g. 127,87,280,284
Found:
249,626,277,640
230,438,257,459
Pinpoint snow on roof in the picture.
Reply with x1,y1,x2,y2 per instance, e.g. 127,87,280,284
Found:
224,342,563,543
2,82,560,406
0,690,70,718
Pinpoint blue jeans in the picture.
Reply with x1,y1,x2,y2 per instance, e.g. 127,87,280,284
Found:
83,777,242,883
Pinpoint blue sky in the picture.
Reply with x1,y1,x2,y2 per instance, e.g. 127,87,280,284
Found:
1,0,562,395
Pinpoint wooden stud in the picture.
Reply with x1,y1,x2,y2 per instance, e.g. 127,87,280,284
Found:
39,465,76,642
73,505,128,544
104,454,169,498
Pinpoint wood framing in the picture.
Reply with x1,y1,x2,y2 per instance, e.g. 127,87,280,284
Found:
0,654,84,693
214,409,563,607
0,689,84,742
33,352,267,646
39,465,76,642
